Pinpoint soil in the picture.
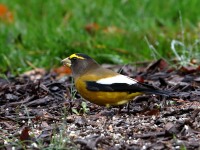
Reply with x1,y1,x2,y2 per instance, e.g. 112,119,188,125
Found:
0,59,200,150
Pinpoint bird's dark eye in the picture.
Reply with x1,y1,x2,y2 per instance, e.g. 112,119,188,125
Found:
71,57,77,61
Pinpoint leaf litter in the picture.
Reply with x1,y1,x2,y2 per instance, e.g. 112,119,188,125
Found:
0,59,200,150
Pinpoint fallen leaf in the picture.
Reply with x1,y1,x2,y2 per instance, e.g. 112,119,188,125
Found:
190,58,198,65
85,23,99,35
103,26,125,34
0,4,14,23
142,109,160,116
146,59,168,72
180,65,198,73
53,66,71,75
19,127,31,142
20,68,46,81
135,75,144,83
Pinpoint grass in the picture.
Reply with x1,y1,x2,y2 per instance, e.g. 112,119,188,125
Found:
0,0,200,74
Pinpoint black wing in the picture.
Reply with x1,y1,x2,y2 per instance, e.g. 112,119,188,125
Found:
86,81,170,96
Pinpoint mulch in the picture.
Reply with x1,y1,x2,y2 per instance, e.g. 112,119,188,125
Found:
0,59,200,150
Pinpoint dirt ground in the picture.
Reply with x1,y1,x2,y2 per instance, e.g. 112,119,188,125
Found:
0,59,200,150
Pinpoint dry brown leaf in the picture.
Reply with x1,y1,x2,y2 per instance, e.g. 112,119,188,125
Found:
19,127,31,142
103,26,125,34
53,66,71,75
20,68,46,81
85,23,99,35
0,4,14,23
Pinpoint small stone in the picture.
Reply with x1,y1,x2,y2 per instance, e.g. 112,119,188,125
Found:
5,94,18,101
50,86,59,92
75,117,87,127
69,131,77,138
66,116,75,123
108,125,113,132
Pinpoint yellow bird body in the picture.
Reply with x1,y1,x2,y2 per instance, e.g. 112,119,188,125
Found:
62,53,170,107
74,68,142,106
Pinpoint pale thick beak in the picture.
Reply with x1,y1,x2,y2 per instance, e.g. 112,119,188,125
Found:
61,57,71,67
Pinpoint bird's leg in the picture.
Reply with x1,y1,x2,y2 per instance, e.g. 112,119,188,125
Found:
160,96,167,109
117,104,127,115
117,105,122,114
127,102,131,115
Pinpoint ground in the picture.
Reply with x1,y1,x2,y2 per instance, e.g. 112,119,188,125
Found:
0,60,200,150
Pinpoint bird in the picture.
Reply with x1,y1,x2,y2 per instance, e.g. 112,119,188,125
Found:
62,53,170,107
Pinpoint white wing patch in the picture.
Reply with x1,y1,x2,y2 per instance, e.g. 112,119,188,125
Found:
96,75,138,85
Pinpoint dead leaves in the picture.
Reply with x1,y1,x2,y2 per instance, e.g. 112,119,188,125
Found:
20,68,46,81
84,22,126,35
53,66,72,78
19,127,32,143
1,61,200,149
0,4,14,23
84,23,99,35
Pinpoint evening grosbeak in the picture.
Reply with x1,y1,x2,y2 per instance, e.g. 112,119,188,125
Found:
62,53,170,107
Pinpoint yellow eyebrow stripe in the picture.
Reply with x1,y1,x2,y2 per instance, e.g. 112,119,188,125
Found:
69,54,85,59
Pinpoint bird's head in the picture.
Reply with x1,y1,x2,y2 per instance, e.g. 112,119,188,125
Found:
62,53,99,77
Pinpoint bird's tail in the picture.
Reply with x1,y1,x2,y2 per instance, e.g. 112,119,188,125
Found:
137,83,172,97
143,89,171,96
